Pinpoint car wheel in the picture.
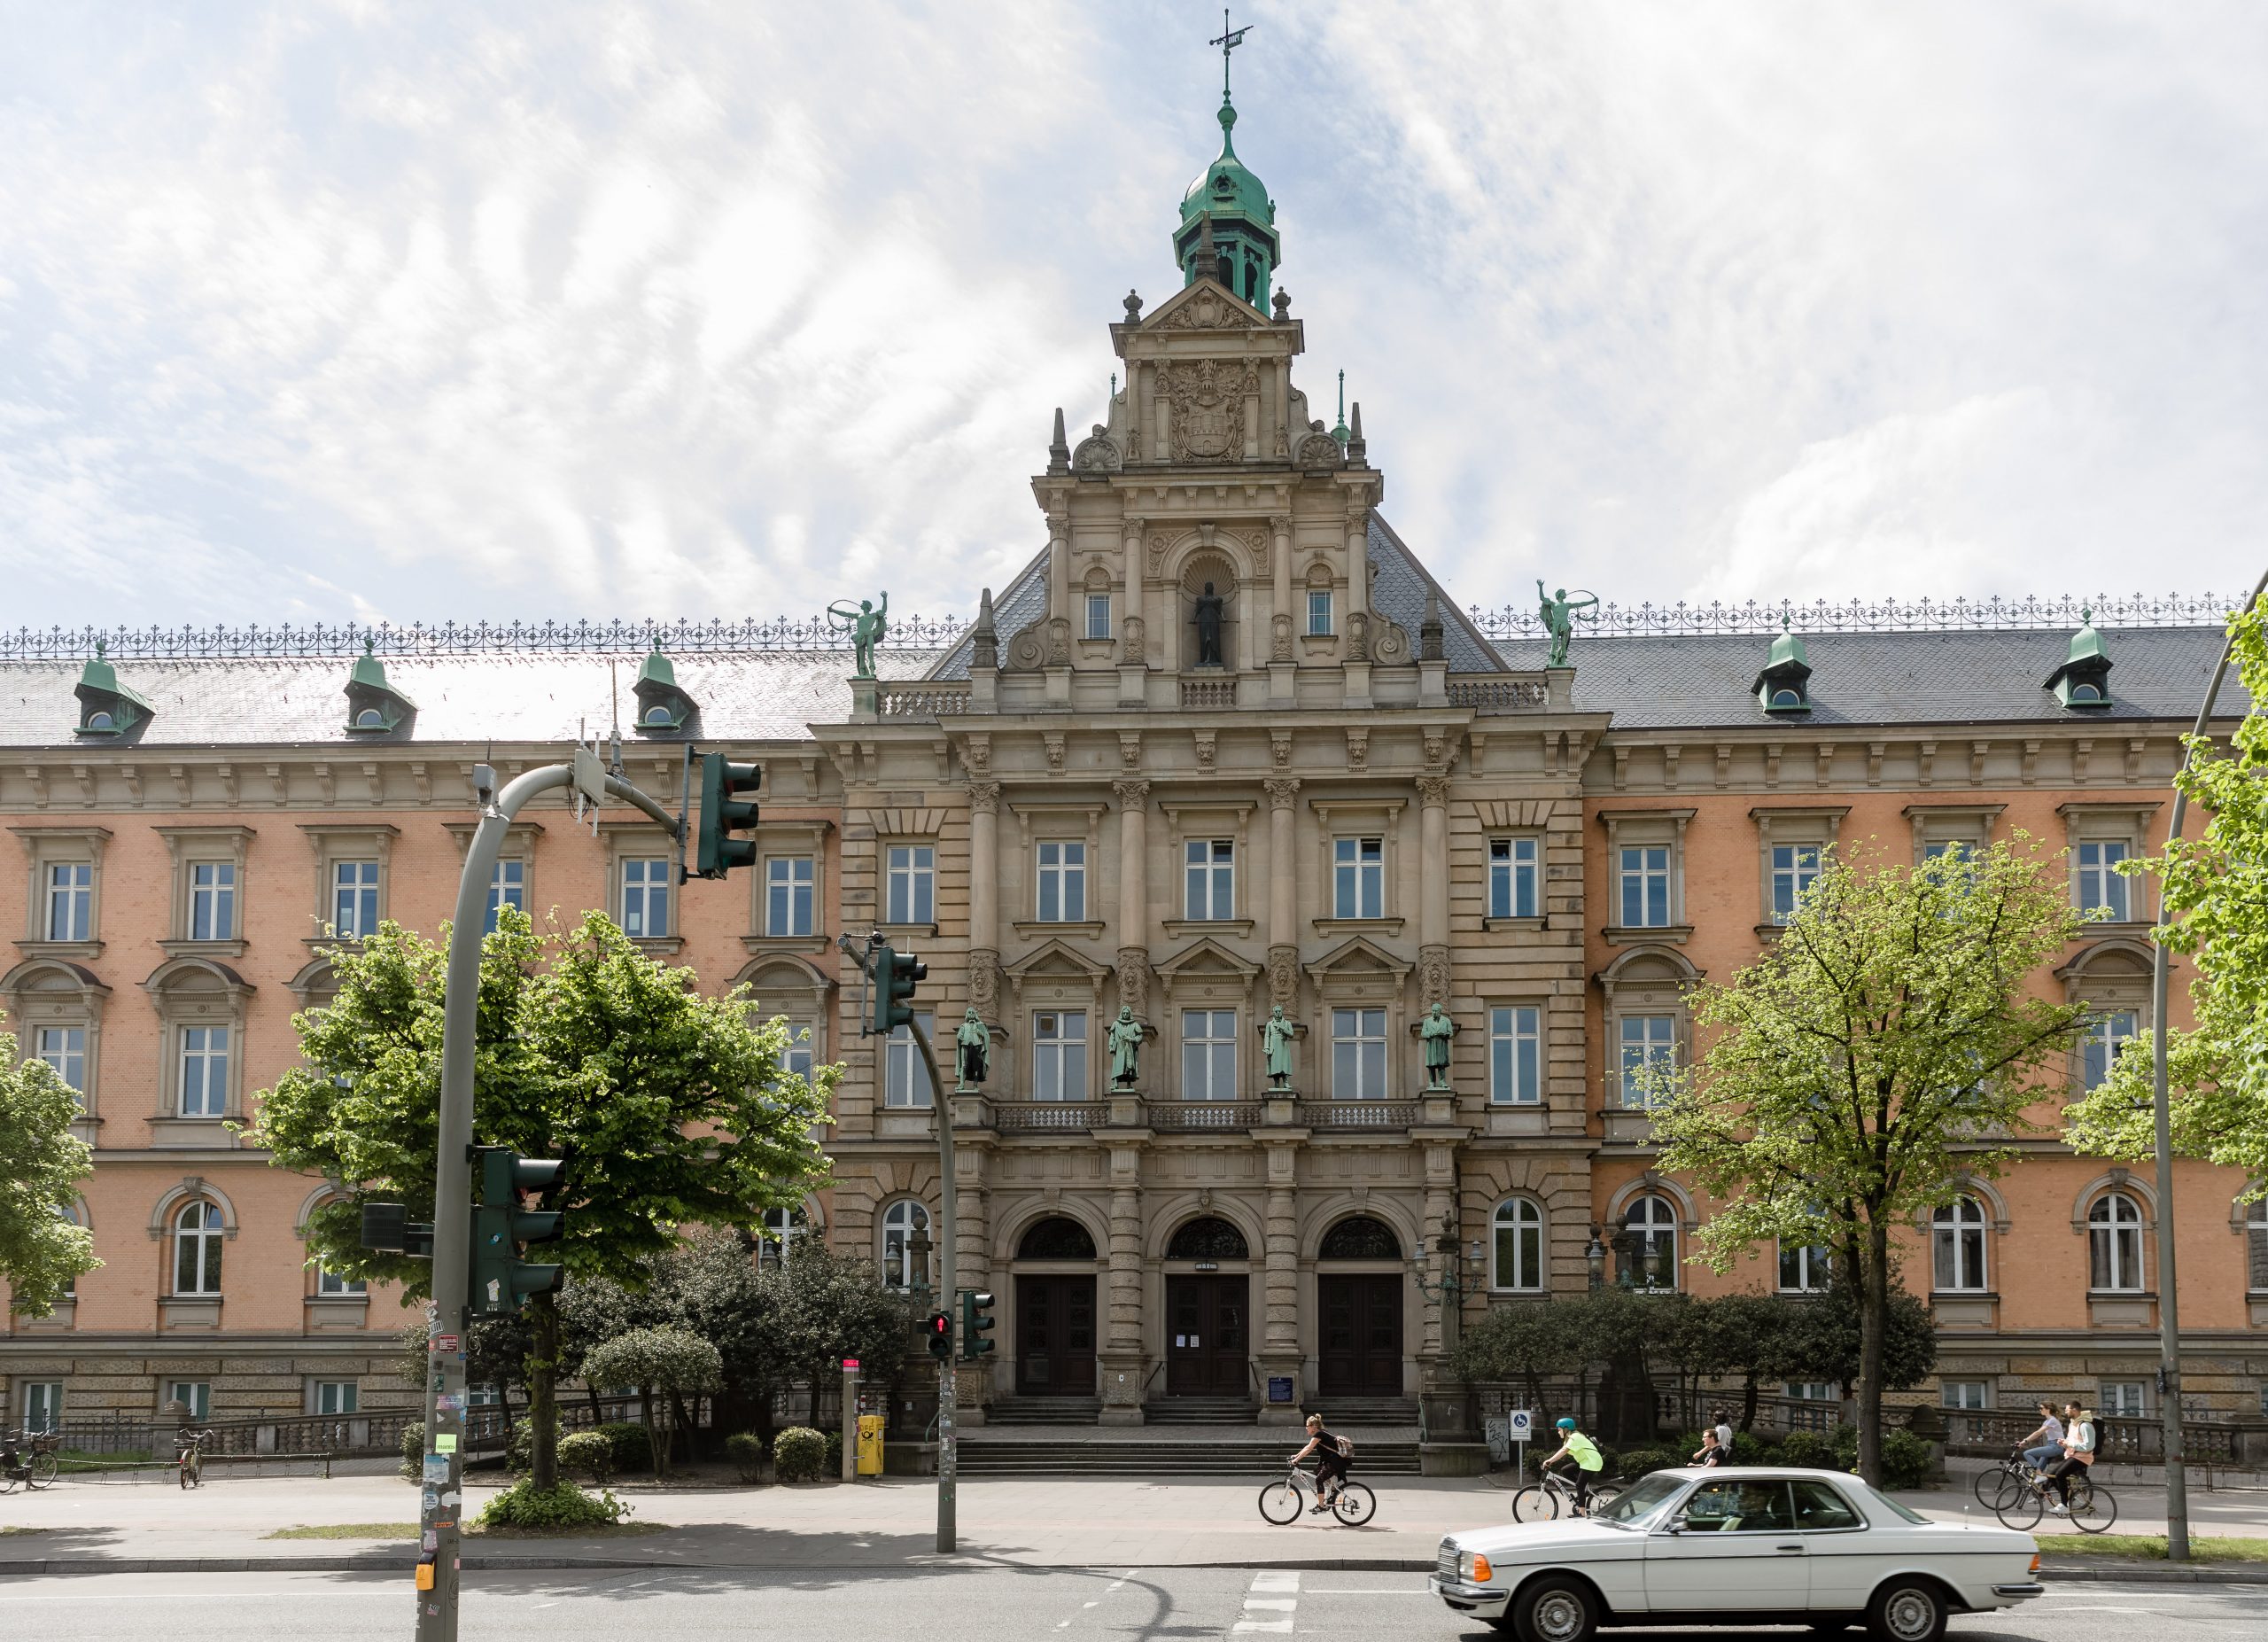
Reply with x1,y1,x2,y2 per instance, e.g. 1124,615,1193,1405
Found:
1866,1578,1947,1642
1510,1575,1597,1642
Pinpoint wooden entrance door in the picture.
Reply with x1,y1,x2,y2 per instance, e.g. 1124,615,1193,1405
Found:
1317,1273,1403,1397
1015,1274,1097,1396
1163,1273,1249,1396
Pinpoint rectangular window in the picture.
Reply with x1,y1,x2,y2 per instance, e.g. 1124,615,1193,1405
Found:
1035,841,1087,922
46,862,92,941
1770,844,1822,922
485,859,525,932
1307,589,1332,635
1778,1241,1830,1293
885,1012,934,1108
315,1381,360,1415
21,1381,63,1435
1617,846,1670,928
2077,840,2131,920
1617,1014,1675,1109
1332,837,1385,920
35,1026,86,1097
1184,839,1235,920
1487,837,1539,920
1940,1380,1991,1411
766,856,815,937
620,858,671,938
331,860,380,939
1330,1008,1387,1100
316,1265,366,1296
1786,1381,1838,1402
179,1026,229,1117
465,1384,501,1409
189,861,236,941
1030,1010,1088,1101
1085,593,1111,640
2100,1381,2148,1418
1181,1009,1238,1100
886,844,935,926
2084,1009,2138,1090
784,1022,815,1083
166,1381,212,1420
1488,1006,1542,1105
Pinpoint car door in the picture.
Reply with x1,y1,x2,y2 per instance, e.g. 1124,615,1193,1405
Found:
1790,1476,1874,1612
1645,1478,1810,1614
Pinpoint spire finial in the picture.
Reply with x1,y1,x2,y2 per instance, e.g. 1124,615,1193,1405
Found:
1209,9,1250,108
364,634,377,657
2080,603,2093,626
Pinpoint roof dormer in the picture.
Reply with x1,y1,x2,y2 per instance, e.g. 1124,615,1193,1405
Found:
344,638,416,734
633,641,698,733
1752,618,1813,715
74,641,153,737
2046,608,2113,709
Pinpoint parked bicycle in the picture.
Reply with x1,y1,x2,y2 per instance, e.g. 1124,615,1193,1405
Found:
1511,1467,1625,1522
0,1428,61,1492
1993,1466,2117,1533
175,1426,211,1490
1257,1463,1377,1526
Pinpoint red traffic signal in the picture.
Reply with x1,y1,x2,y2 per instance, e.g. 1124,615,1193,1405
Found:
925,1311,953,1360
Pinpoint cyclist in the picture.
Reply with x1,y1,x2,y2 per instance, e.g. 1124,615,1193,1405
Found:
2045,1403,2095,1516
1540,1416,1604,1514
2016,1402,2065,1475
1291,1413,1351,1514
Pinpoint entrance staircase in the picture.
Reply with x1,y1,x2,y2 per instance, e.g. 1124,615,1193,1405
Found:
1309,1397,1420,1427
1139,1397,1257,1425
983,1397,1100,1427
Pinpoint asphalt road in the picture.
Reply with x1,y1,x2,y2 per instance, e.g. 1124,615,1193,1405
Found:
2,1568,2264,1642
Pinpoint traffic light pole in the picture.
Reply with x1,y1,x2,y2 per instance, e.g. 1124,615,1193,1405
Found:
908,1019,956,1553
416,759,682,1642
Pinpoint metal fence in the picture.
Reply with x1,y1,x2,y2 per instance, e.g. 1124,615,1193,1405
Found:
0,616,967,662
1466,593,2239,642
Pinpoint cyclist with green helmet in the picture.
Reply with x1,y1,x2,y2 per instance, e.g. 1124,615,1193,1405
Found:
1540,1415,1604,1514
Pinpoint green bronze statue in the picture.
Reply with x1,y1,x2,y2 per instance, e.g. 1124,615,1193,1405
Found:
1261,1005,1300,1091
1107,1005,1146,1088
955,1007,990,1090
828,592,889,679
1420,1001,1456,1090
1536,580,1598,668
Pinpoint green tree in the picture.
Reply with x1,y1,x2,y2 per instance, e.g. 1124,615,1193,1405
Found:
580,1326,724,1481
0,1036,100,1316
2067,604,2268,1191
1646,838,2088,1482
246,907,831,1488
1453,1301,1573,1418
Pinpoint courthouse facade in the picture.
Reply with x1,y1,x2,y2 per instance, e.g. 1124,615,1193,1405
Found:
4,87,2264,1444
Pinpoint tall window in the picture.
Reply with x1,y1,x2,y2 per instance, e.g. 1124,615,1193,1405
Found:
331,860,380,938
179,1026,229,1117
2077,840,2131,919
46,862,91,941
1488,1005,1542,1104
1770,844,1822,923
1036,842,1086,922
1940,1381,1991,1411
1085,593,1111,640
2088,1192,2144,1291
20,1381,62,1435
881,1200,931,1291
189,861,236,941
2248,1199,2268,1294
1329,1008,1387,1099
1181,1009,1237,1099
1030,1009,1088,1101
1617,1015,1675,1109
485,859,524,932
1622,1194,1678,1291
174,1201,223,1295
886,844,935,925
166,1380,212,1420
1492,1197,1544,1292
1488,837,1539,920
316,1264,366,1296
758,1206,809,1270
766,856,815,937
1617,846,1670,928
315,1381,360,1415
1931,1196,1988,1292
2082,1010,2138,1090
885,1013,935,1108
1184,840,1235,920
621,858,671,938
1332,837,1384,919
1307,589,1332,635
35,1026,86,1099
783,1022,815,1082
1778,1239,1831,1293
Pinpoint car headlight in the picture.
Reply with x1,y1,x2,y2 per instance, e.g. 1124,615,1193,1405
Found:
1459,1551,1495,1584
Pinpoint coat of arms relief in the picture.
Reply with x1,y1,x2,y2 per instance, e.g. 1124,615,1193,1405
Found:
1161,359,1254,461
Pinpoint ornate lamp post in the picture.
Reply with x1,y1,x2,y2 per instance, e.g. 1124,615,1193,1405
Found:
905,1226,934,1313
1585,1226,1608,1292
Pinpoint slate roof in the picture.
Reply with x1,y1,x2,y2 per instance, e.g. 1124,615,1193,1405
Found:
925,548,1050,682
1366,513,1506,673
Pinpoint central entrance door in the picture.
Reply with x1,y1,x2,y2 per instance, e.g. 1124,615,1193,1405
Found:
1015,1274,1096,1397
1317,1273,1403,1397
1164,1273,1249,1396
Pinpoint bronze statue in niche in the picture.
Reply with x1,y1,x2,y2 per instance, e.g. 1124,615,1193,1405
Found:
1194,581,1226,667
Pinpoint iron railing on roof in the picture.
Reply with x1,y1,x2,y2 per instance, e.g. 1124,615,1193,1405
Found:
0,617,968,662
1468,593,2240,642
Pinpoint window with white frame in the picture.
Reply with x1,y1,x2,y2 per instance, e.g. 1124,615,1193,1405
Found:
1621,1194,1678,1290
1329,1008,1387,1100
314,1381,359,1415
189,861,236,941
1488,1005,1542,1104
1786,1381,1838,1402
2082,1010,2139,1090
881,1200,932,1291
1035,841,1087,922
315,1263,366,1296
1941,1380,1992,1411
620,858,671,938
758,1206,809,1270
1332,837,1384,919
2248,1199,2268,1293
465,1384,501,1408
35,1026,86,1100
885,1013,935,1108
1617,846,1671,928
1491,1197,1544,1291
1181,1009,1237,1100
46,862,91,941
2077,840,2131,920
2101,1380,2148,1418
20,1381,63,1434
766,855,815,937
1779,1238,1831,1293
1030,1009,1088,1101
174,1202,223,1296
330,860,380,938
1769,844,1822,923
1307,588,1332,635
1184,839,1234,920
1085,592,1111,640
485,859,525,932
1488,837,1539,920
886,844,935,925
2088,1191,2145,1291
165,1380,212,1420
1931,1196,1989,1292
179,1026,229,1117
1617,1015,1675,1109
783,1021,815,1082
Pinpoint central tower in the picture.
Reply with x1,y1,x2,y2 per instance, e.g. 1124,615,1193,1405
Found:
1172,15,1279,305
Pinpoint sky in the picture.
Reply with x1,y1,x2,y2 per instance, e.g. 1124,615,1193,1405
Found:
2,1,2264,632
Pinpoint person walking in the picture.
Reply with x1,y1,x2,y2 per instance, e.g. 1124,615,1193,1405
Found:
2016,1402,2065,1475
1712,1408,1733,1456
2045,1403,2095,1515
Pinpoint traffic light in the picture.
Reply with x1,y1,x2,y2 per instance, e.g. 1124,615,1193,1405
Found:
960,1289,996,1363
925,1311,953,1361
694,753,761,878
870,942,928,1035
468,1148,566,1316
359,1202,433,1258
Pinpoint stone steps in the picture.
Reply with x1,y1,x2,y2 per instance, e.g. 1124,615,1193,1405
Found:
957,1438,1424,1477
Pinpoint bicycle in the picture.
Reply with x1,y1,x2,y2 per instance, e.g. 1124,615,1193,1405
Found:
0,1429,61,1493
175,1426,210,1490
1511,1466,1623,1522
1993,1466,2117,1533
1257,1463,1376,1526
1973,1449,2045,1511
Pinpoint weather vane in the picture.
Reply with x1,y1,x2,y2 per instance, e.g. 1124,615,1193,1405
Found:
1209,10,1251,102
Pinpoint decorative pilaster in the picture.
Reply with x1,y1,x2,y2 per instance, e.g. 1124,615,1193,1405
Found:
1418,774,1452,1008
1268,513,1293,662
1259,1142,1304,1424
1264,777,1300,953
1099,1142,1147,1425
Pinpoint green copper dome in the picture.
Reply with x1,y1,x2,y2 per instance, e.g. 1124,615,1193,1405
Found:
1180,103,1274,230
1173,96,1280,306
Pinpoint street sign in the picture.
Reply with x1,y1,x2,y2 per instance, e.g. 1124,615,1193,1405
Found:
1508,1407,1534,1443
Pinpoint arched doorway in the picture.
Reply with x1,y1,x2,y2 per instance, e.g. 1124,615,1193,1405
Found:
1316,1216,1404,1398
1163,1216,1249,1397
1014,1216,1098,1397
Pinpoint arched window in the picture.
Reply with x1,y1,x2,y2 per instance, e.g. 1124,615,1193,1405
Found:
1491,1198,1544,1292
757,1206,809,1272
1621,1195,1677,1291
1318,1217,1401,1261
174,1201,224,1296
2088,1192,2145,1292
1165,1216,1248,1261
1016,1216,1099,1261
1931,1196,1988,1293
880,1200,931,1292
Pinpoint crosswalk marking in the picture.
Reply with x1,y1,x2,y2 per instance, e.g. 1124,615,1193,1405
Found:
1234,1569,1300,1632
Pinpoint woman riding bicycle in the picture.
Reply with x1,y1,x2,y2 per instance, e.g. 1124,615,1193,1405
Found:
1291,1414,1351,1515
1540,1416,1604,1514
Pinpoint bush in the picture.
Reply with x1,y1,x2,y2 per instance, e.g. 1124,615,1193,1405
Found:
1615,1445,1684,1477
1772,1428,1837,1469
772,1426,828,1484
724,1431,766,1485
557,1430,614,1485
506,1413,559,1475
595,1420,653,1475
1815,1422,1933,1490
1728,1428,1770,1465
399,1420,425,1481
474,1479,633,1531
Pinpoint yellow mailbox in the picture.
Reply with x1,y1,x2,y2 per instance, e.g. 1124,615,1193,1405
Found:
856,1413,885,1476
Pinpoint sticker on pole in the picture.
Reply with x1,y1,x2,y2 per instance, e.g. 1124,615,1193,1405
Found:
432,1334,459,1354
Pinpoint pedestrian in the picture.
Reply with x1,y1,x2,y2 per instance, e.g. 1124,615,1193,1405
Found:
2045,1404,2095,1515
1690,1428,1726,1468
1712,1407,1732,1457
2016,1402,2064,1475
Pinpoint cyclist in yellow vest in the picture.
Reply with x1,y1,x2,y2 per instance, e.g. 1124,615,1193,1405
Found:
1541,1416,1604,1514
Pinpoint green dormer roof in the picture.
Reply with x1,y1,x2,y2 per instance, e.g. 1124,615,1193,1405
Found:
633,640,697,733
2045,607,2113,708
74,640,154,737
1752,617,1813,714
344,638,416,733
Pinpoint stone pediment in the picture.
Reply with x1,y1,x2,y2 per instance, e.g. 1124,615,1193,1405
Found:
1141,279,1269,334
1003,938,1113,989
1155,937,1262,990
1301,935,1412,984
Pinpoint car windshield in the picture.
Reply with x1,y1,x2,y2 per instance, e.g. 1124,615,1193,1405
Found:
1867,1486,1930,1525
1591,1473,1687,1529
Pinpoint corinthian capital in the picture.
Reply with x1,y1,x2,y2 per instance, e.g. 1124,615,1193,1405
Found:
966,780,1001,814
1112,779,1151,810
1263,776,1302,810
1416,774,1453,809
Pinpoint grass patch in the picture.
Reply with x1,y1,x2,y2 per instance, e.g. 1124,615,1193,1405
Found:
0,1525,49,1537
265,1520,665,1543
266,1523,419,1541
474,1521,666,1539
2036,1534,2268,1563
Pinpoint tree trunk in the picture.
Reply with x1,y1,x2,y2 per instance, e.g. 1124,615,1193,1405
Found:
527,1292,561,1490
641,1389,662,1482
1856,1218,1890,1487
1739,1371,1759,1434
669,1389,695,1464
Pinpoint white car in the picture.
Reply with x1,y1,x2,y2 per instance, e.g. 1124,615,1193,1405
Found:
1433,1466,2042,1642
